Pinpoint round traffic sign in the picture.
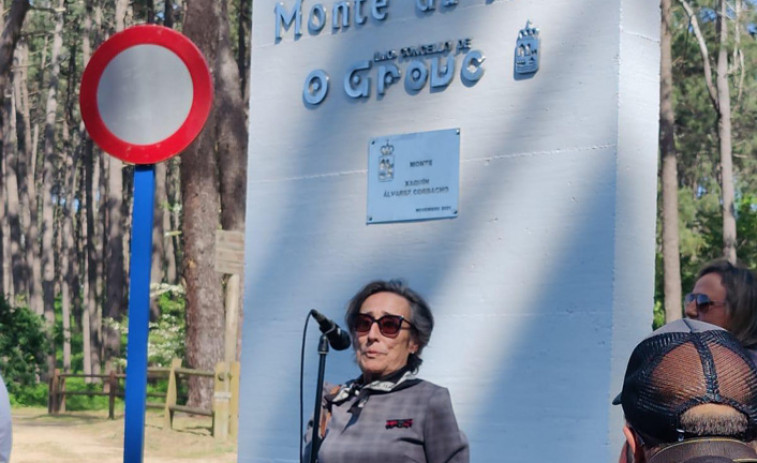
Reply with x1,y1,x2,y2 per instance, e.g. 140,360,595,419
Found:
80,25,212,164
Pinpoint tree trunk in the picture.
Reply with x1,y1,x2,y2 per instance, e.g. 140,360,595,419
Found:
166,158,180,284
102,0,130,373
181,0,229,409
41,0,66,378
0,0,30,107
180,137,223,409
716,0,737,263
149,10,172,320
660,0,682,322
103,160,124,371
60,204,73,373
15,36,41,316
679,0,738,264
237,0,251,104
151,161,167,320
97,144,107,369
115,0,129,33
84,136,102,378
12,38,31,303
145,0,155,24
59,26,82,376
163,0,174,28
215,0,249,361
215,6,248,234
79,0,94,379
59,123,79,375
0,1,27,298
3,75,23,301
27,34,47,318
0,140,6,296
84,0,104,379
80,160,93,379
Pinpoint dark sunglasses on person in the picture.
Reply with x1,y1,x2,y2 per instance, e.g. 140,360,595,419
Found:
355,314,415,338
684,293,726,313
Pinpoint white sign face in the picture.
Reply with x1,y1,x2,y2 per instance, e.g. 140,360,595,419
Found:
367,129,459,224
97,44,193,145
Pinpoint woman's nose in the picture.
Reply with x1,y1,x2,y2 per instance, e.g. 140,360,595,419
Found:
367,321,382,339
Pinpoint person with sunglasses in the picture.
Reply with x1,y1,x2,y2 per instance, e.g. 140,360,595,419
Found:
304,279,469,463
684,259,757,360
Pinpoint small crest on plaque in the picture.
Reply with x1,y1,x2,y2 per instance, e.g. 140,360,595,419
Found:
515,20,540,75
378,141,395,182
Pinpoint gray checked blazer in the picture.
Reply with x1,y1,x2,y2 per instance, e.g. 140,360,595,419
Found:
305,373,469,463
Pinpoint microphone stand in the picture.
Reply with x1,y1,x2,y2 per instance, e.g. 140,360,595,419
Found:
309,334,329,463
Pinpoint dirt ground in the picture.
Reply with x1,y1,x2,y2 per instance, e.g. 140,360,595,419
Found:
10,407,238,462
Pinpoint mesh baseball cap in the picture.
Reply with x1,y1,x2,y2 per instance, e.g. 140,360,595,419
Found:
619,327,757,446
612,319,727,406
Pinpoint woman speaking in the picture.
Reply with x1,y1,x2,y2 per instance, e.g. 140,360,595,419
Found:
305,280,469,463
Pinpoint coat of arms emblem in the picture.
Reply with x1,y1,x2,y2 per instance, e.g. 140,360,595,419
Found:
378,141,395,182
515,20,540,75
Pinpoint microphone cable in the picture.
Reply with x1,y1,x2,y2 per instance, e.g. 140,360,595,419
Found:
299,311,311,463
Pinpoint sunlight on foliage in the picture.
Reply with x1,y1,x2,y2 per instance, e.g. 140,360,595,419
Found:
0,296,48,400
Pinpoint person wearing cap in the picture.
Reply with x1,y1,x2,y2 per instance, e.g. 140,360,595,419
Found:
685,259,757,360
617,320,757,463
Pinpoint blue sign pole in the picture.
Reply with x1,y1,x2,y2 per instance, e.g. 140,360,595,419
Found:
123,165,156,463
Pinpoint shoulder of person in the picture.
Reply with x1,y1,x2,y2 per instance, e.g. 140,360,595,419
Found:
403,378,452,398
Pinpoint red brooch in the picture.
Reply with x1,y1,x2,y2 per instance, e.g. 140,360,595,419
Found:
386,419,413,429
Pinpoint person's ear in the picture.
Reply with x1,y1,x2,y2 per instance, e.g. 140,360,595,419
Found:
623,425,645,463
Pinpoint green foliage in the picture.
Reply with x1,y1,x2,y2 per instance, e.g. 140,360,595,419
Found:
8,289,184,408
656,2,757,318
148,293,186,367
658,189,757,312
102,291,186,370
653,300,666,330
9,383,48,407
61,378,124,412
0,296,48,397
734,195,757,270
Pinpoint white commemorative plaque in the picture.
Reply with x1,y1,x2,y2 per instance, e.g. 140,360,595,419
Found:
367,128,459,224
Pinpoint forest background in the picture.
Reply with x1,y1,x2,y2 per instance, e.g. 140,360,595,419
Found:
0,0,754,410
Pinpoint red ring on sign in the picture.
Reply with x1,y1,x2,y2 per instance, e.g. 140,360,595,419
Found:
80,25,212,165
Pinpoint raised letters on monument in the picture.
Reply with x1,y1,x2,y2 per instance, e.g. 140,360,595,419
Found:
275,0,489,106
275,0,389,40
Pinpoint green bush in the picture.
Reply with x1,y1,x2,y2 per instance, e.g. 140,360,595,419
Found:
148,292,186,367
9,383,47,407
105,292,186,370
0,296,48,398
1,289,186,410
61,377,124,411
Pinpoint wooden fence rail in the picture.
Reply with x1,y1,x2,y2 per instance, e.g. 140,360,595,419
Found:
163,358,240,440
48,368,169,419
47,358,239,441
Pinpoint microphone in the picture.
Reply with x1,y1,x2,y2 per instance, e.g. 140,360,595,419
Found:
310,309,352,351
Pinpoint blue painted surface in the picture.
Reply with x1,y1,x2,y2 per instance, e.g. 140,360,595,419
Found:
123,165,156,463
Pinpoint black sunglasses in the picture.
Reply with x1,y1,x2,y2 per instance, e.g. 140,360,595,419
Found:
684,293,726,313
355,314,415,338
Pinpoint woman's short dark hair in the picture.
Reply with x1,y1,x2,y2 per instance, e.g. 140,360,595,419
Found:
698,259,757,347
345,279,434,371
